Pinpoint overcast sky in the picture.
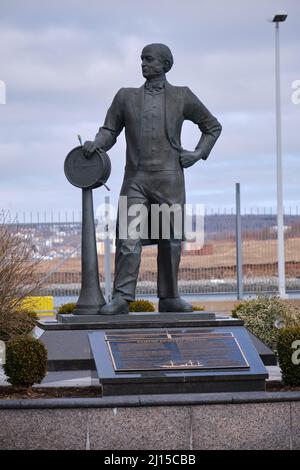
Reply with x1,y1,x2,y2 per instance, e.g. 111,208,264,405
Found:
0,0,299,219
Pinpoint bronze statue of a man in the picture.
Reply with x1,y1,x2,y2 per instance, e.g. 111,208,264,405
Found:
83,43,222,314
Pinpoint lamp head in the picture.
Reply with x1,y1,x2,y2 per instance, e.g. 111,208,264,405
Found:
271,12,288,22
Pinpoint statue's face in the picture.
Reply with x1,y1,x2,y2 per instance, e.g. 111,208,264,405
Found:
141,46,165,79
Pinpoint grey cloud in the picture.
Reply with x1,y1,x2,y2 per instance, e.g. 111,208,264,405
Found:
0,0,299,213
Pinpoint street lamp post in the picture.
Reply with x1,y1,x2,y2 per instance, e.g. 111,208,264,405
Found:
271,12,287,298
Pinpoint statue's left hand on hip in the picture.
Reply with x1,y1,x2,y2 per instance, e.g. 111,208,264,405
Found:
179,149,203,168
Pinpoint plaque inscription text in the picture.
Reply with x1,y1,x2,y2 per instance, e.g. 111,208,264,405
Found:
105,331,249,372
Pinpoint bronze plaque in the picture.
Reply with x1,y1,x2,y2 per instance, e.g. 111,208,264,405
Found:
105,331,249,372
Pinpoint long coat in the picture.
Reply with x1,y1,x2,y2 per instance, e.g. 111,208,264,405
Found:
95,81,222,169
94,81,222,244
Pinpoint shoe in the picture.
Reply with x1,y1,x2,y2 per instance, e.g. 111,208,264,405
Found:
159,297,193,313
99,297,129,315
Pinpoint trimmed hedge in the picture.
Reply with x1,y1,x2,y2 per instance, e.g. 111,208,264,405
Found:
129,299,155,312
277,327,300,386
4,336,47,388
57,300,157,313
57,300,157,314
57,302,76,315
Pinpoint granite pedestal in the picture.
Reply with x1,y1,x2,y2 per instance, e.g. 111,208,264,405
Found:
37,311,274,395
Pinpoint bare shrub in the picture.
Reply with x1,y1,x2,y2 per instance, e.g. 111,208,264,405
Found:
0,211,43,341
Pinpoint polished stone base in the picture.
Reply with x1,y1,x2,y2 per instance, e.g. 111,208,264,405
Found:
89,326,268,395
38,312,276,382
56,310,217,327
38,312,241,371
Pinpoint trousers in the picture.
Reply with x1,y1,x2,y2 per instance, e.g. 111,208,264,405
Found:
113,169,185,300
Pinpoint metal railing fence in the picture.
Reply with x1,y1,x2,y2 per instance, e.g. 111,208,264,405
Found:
2,207,300,307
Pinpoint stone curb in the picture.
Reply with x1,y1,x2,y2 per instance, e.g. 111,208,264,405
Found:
0,391,300,409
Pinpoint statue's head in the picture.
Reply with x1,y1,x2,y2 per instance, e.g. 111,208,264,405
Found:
141,43,174,79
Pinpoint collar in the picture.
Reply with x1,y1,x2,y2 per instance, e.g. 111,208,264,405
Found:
144,77,166,93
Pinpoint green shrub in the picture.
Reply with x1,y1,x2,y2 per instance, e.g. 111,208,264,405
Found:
4,336,47,388
57,302,76,315
129,299,155,312
277,327,300,386
231,296,300,349
192,305,205,311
